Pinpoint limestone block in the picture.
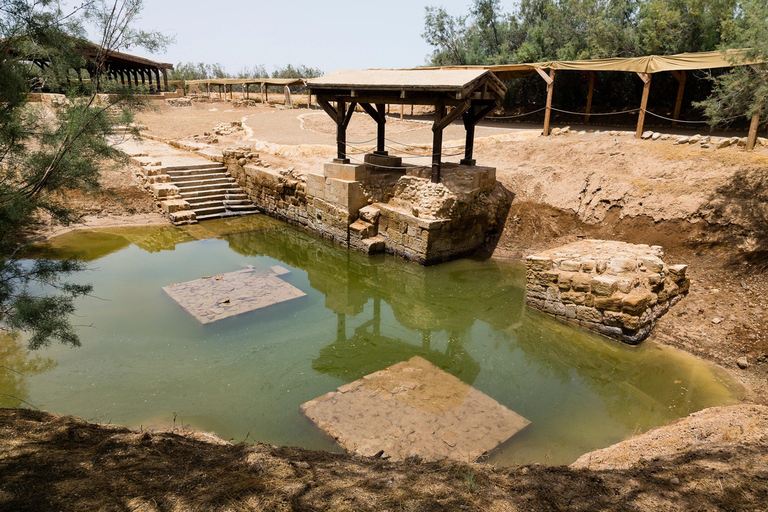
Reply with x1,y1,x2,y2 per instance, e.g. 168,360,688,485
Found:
169,210,195,224
161,199,189,214
590,275,618,297
571,273,591,292
561,291,586,305
640,256,664,273
560,260,581,272
668,264,688,280
150,183,179,199
364,153,403,169
558,272,575,291
359,205,381,223
576,306,603,323
325,179,368,215
594,293,625,312
608,258,637,273
621,290,652,315
526,255,552,272
323,162,366,182
349,220,377,239
305,173,326,199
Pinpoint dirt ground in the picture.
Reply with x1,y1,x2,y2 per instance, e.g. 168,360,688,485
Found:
18,97,768,510
2,406,767,511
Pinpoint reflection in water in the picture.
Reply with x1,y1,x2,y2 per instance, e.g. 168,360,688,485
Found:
14,215,743,465
0,332,56,408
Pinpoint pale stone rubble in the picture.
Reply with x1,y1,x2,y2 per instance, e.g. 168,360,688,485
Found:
525,240,690,344
300,356,530,462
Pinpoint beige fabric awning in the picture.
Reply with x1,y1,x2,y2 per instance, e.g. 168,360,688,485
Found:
422,49,763,80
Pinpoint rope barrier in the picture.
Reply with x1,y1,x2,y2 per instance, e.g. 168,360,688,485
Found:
642,110,710,124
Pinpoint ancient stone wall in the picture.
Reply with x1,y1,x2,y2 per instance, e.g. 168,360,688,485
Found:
525,240,689,344
227,153,510,265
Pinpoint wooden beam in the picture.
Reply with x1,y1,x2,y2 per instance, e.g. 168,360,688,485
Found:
584,71,595,124
337,99,348,162
672,70,687,127
746,112,760,150
316,97,338,121
433,100,471,132
432,103,445,183
284,85,292,107
261,83,265,103
540,69,557,136
461,101,499,166
636,72,652,138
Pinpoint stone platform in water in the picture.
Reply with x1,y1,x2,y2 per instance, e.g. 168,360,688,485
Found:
526,240,690,344
163,265,305,324
300,356,530,462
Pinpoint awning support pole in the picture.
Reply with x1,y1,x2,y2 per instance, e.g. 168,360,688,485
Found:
671,70,687,127
635,72,652,138
746,112,761,150
584,71,595,124
537,68,557,136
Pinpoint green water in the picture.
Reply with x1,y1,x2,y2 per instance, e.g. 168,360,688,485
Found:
2,215,742,466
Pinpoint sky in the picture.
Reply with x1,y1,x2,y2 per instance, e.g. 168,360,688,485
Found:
91,0,497,75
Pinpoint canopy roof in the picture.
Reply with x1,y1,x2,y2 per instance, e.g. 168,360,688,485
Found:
424,49,764,80
184,78,305,87
308,68,504,93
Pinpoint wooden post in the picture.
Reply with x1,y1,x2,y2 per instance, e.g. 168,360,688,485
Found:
265,85,269,103
162,68,168,92
635,72,652,138
410,104,414,116
337,99,347,162
746,112,760,150
206,83,210,98
154,68,161,92
229,84,233,100
431,103,445,183
400,103,404,121
537,68,557,136
462,108,476,166
584,71,595,124
307,92,311,109
671,70,687,127
284,85,292,107
376,103,386,154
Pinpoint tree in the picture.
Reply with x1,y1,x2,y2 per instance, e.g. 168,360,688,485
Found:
0,0,170,350
698,0,768,129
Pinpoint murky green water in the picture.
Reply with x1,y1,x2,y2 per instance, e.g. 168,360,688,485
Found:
2,215,742,465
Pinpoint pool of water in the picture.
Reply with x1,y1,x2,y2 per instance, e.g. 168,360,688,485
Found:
2,215,742,465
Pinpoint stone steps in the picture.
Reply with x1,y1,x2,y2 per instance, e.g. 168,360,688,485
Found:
157,163,258,225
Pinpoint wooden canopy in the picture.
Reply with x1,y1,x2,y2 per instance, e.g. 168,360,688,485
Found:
307,69,507,182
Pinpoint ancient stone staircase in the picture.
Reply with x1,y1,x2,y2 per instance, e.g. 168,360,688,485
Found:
164,163,258,222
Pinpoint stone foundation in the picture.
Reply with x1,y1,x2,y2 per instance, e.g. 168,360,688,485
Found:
225,153,510,265
525,240,690,344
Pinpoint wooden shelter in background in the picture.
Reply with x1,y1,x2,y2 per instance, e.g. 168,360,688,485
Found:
426,49,766,150
307,69,506,183
183,78,306,106
15,38,174,92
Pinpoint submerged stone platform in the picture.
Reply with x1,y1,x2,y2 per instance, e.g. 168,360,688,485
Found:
162,265,305,324
526,240,689,344
300,356,530,462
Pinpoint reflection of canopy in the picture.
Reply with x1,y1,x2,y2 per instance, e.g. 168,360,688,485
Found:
313,328,481,385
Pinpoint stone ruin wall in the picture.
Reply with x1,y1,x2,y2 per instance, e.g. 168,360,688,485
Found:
223,153,510,265
525,240,690,344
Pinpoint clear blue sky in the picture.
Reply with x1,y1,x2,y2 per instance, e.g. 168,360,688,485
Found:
110,0,498,74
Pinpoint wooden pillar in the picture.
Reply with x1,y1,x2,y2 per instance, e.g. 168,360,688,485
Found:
307,92,312,109
261,83,265,103
118,69,125,86
265,85,269,103
154,68,161,91
635,72,652,138
375,103,386,154
671,70,687,127
337,99,347,162
140,69,146,86
132,69,139,88
431,103,445,183
584,71,595,124
461,108,476,166
245,84,249,99
746,112,760,150
161,68,169,92
537,68,557,136
284,85,292,107
400,103,404,120
206,83,210,98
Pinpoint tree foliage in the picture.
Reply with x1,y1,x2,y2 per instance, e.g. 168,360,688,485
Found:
0,0,169,350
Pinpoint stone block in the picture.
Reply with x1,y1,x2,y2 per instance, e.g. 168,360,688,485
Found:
526,255,552,272
160,199,189,214
668,264,688,280
576,306,603,323
325,178,368,216
349,220,376,239
621,290,652,316
359,205,381,223
323,162,366,181
364,153,403,169
560,260,581,272
608,258,637,273
561,291,586,305
594,292,625,312
590,275,618,297
150,183,179,199
305,173,326,199
571,273,591,292
640,256,664,273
